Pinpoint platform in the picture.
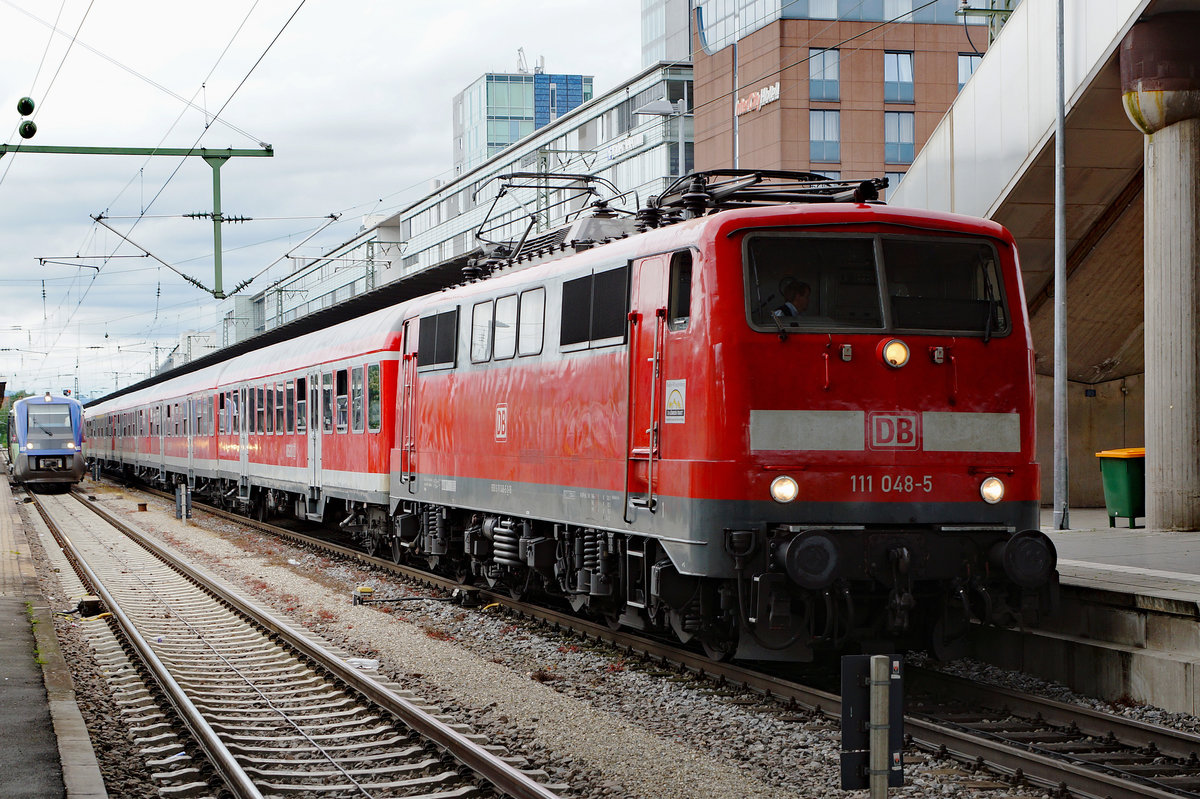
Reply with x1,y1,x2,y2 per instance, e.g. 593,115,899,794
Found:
971,507,1200,715
1042,506,1200,600
0,474,107,798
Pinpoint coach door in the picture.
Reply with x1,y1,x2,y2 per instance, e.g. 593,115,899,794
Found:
238,387,249,494
625,255,668,519
308,372,321,491
399,318,419,492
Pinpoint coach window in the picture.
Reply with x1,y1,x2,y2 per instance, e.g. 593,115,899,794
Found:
232,391,240,434
219,393,227,435
367,364,381,432
286,381,295,433
248,390,257,434
470,300,493,363
560,264,629,350
518,287,545,356
296,377,307,434
256,387,265,433
668,250,693,331
494,294,518,360
322,372,334,433
336,370,349,432
417,308,459,370
265,386,274,434
351,367,365,432
275,384,285,434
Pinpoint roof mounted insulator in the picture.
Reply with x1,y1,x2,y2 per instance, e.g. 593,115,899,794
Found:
853,180,881,203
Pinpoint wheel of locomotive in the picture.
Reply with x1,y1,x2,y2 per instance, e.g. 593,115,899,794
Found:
508,571,531,600
699,631,738,662
390,535,404,564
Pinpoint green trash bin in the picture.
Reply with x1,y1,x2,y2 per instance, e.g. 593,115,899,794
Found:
1095,447,1145,528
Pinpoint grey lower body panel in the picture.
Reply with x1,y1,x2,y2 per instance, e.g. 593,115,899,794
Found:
392,471,1039,578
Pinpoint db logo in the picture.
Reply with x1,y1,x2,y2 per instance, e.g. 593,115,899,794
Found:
495,404,508,442
868,411,920,450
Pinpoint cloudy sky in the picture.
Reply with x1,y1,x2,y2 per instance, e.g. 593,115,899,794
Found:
0,0,641,399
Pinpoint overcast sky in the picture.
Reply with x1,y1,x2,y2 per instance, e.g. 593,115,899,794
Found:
0,0,641,399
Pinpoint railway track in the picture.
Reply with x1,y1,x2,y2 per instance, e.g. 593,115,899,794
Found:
114,480,1200,799
33,488,564,799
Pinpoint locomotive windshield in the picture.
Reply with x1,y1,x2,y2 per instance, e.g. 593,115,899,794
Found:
26,405,75,447
745,233,1009,337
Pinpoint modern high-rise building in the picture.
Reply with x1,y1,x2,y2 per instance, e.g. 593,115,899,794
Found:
691,0,996,196
641,0,694,66
452,67,594,176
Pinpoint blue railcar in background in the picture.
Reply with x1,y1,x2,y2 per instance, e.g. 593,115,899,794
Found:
6,394,85,488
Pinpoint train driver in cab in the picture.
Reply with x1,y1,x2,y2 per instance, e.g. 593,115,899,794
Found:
774,279,811,318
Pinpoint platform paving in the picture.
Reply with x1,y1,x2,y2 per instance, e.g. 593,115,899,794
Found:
0,475,106,799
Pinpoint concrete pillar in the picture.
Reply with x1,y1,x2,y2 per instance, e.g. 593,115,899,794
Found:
1121,14,1200,530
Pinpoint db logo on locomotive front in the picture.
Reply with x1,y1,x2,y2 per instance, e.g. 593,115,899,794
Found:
867,411,920,450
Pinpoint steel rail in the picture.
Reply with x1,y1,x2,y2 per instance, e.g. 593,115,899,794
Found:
118,483,1198,798
909,668,1200,762
71,489,563,799
31,493,264,799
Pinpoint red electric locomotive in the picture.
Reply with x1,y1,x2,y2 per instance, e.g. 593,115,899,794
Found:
87,171,1057,661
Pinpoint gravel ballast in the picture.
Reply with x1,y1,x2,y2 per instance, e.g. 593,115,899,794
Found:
44,480,1177,798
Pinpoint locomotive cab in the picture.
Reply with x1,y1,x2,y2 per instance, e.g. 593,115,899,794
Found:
706,201,1058,660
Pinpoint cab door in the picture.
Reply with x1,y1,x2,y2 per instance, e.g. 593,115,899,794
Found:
625,256,668,518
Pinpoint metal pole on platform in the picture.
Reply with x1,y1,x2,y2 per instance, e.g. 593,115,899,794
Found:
1052,0,1070,530
869,654,889,798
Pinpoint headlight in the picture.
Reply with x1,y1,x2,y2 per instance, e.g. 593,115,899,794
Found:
770,475,799,503
881,339,910,368
980,476,1005,504
26,443,34,451
65,442,75,450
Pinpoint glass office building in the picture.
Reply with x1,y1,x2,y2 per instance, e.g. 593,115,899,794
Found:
453,71,594,176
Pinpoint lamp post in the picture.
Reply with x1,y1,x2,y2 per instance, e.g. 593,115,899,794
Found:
634,98,691,178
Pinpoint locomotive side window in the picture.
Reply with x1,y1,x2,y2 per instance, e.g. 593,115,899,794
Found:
881,238,1009,336
351,367,364,433
560,265,630,349
322,373,333,433
668,250,693,331
417,309,459,370
367,364,381,432
471,301,493,363
494,295,518,360
746,235,881,330
518,287,545,356
336,371,349,432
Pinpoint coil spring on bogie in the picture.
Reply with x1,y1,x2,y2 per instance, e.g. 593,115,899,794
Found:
492,520,521,567
582,530,600,572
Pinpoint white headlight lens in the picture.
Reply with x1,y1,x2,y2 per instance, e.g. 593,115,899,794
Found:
65,442,75,450
770,475,799,503
883,339,910,368
980,476,1005,504
26,443,34,451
